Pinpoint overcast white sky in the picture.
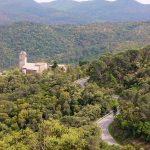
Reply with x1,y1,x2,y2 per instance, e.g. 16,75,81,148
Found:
34,0,150,4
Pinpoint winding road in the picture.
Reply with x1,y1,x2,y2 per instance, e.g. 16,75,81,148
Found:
75,77,90,88
75,77,118,145
97,113,118,145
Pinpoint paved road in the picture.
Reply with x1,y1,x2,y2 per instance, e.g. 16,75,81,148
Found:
75,77,90,88
75,77,119,145
97,113,118,145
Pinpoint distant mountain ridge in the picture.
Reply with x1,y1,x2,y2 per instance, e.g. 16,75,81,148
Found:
0,0,150,24
41,0,80,11
0,0,90,24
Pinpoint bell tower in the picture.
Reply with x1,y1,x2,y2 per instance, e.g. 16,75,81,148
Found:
19,51,27,69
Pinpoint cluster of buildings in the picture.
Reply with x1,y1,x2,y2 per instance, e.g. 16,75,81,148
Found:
19,51,67,74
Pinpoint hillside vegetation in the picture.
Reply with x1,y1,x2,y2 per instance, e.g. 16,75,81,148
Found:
0,64,129,150
88,46,150,148
0,22,150,70
0,46,149,149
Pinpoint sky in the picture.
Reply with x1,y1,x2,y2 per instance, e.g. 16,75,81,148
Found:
34,0,150,4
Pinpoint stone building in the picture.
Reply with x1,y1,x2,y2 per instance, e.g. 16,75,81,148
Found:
19,51,48,74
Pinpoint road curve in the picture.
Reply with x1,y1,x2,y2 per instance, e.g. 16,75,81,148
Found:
75,77,90,88
75,77,118,145
97,113,118,145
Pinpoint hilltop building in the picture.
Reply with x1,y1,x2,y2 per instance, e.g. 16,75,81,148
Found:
19,51,48,74
19,51,68,74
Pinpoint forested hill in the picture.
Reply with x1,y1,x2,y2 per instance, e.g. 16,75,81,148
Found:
0,0,150,24
0,22,150,70
43,0,150,22
0,46,149,149
88,46,150,147
88,46,150,90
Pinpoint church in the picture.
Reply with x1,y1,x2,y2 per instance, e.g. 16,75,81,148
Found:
19,51,48,74
19,51,68,74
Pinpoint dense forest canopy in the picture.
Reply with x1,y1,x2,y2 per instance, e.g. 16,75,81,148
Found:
0,65,120,150
0,46,149,149
0,22,150,70
88,46,150,148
